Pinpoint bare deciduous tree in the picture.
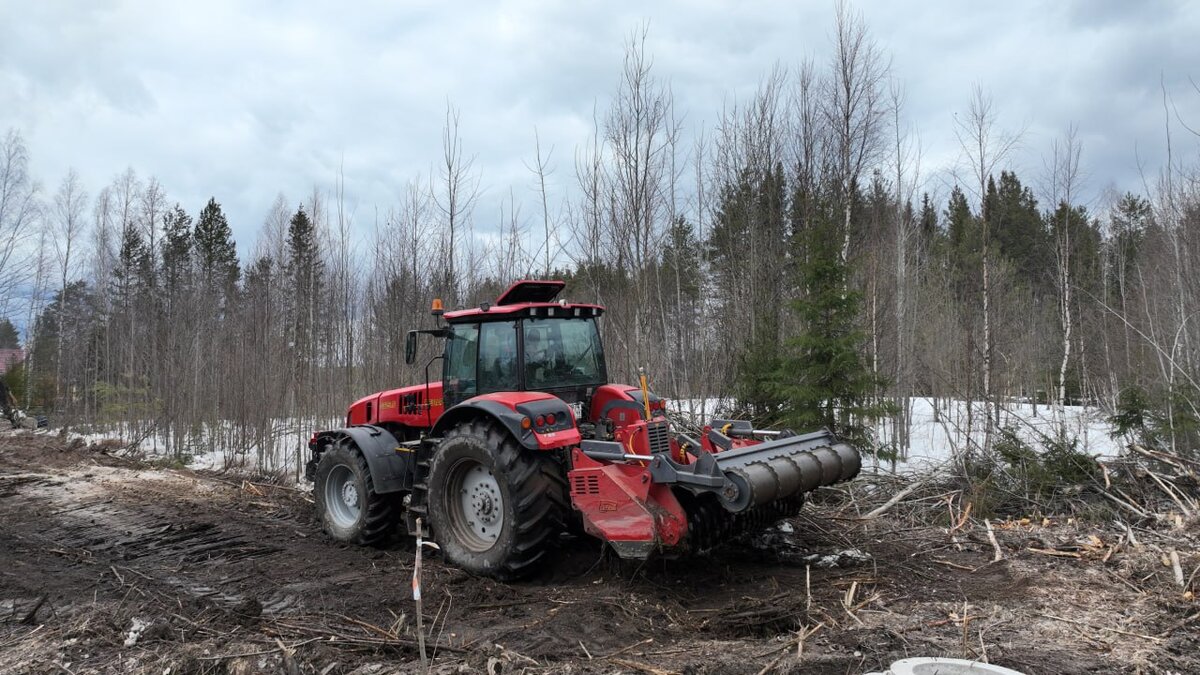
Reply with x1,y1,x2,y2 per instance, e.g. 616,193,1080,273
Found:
528,128,555,278
888,78,922,456
433,103,479,306
823,0,889,268
1045,125,1084,433
0,129,40,317
954,85,1020,451
52,169,87,407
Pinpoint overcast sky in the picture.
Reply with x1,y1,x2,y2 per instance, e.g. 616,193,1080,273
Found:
3,0,1199,255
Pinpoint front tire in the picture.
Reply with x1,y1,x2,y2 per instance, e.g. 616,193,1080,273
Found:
427,419,567,579
314,439,399,546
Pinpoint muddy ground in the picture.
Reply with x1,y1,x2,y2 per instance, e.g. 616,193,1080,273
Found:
0,432,1197,674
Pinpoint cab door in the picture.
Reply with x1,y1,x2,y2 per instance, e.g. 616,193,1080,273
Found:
477,320,521,394
443,322,479,408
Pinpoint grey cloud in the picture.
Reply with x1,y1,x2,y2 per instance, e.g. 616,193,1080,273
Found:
1,0,1198,253
1065,0,1186,29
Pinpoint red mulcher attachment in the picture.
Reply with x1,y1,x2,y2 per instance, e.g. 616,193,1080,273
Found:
568,417,861,559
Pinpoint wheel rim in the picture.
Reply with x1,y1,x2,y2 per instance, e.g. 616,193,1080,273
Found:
444,458,504,552
324,464,361,528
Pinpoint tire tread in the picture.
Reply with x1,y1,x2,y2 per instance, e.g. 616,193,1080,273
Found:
432,420,567,579
315,440,400,547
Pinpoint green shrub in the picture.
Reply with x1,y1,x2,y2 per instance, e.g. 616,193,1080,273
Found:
995,425,1036,467
951,427,1101,518
1109,386,1156,445
1038,434,1100,487
1108,384,1200,456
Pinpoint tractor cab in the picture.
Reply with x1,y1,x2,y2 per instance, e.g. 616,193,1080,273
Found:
408,280,608,411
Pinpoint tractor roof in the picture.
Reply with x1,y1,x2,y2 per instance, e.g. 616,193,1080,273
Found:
443,279,604,322
497,279,564,304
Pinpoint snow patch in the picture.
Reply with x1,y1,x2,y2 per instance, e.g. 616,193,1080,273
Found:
58,397,1123,483
873,397,1121,472
123,617,149,647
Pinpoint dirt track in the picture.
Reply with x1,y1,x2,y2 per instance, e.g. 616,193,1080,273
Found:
1,432,1196,674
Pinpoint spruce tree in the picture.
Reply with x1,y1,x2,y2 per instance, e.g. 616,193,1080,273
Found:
772,211,886,448
112,224,152,304
285,205,322,297
1049,202,1101,293
917,192,942,263
193,198,239,293
161,204,193,294
29,281,95,408
708,170,755,307
987,171,1051,297
1107,193,1150,298
709,166,791,417
285,205,322,384
660,216,702,301
946,186,982,300
946,186,973,254
0,318,18,349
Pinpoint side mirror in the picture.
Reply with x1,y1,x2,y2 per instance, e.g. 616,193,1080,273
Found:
404,330,417,365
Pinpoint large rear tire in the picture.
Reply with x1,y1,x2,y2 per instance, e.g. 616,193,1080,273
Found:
427,419,567,579
314,439,400,546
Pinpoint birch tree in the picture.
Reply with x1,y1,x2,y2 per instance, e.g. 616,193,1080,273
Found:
0,130,39,316
1045,126,1084,432
823,0,888,269
572,23,683,384
954,86,1020,452
887,79,921,455
52,169,86,408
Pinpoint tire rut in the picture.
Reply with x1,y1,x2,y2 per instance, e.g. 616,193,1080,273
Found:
0,463,299,616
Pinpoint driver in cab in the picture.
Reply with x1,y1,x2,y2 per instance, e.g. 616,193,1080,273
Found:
525,330,550,386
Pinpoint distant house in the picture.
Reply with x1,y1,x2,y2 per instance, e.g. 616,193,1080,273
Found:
0,348,22,375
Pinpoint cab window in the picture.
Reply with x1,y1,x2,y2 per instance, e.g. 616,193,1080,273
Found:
478,321,519,393
444,323,479,404
523,317,605,389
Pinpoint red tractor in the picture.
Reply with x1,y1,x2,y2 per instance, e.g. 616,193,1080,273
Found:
307,280,860,578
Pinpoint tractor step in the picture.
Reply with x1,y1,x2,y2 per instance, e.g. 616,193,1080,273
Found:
405,441,434,534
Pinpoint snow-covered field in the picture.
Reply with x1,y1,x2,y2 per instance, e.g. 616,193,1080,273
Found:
59,397,1123,484
669,396,1123,473
872,397,1121,472
67,418,323,482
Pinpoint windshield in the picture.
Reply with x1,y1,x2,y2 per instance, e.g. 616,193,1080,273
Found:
523,317,606,389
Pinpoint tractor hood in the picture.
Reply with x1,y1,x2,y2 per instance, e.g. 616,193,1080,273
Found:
347,382,446,428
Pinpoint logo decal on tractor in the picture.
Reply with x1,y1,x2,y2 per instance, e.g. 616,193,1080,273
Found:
599,501,617,512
